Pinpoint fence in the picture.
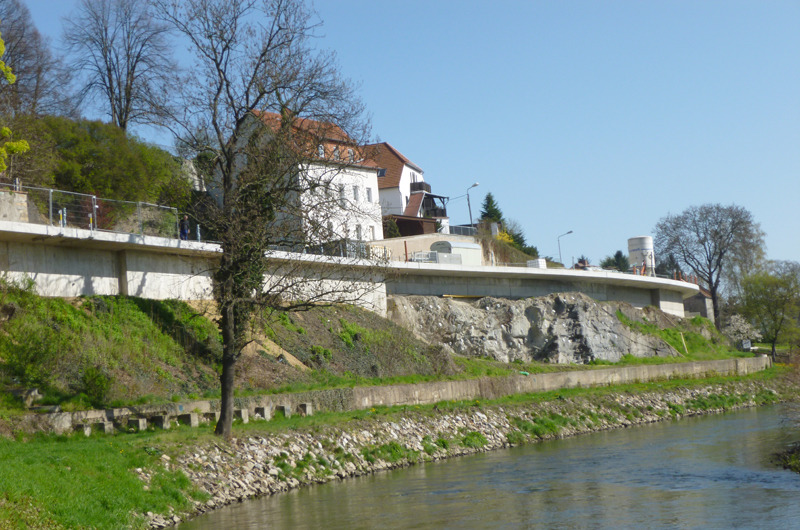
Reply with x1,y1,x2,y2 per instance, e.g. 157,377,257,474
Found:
0,181,179,238
448,225,477,236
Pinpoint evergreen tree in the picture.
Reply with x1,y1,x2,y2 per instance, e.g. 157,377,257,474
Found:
600,250,631,272
479,192,503,222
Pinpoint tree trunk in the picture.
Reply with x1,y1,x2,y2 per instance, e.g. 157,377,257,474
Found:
215,302,237,437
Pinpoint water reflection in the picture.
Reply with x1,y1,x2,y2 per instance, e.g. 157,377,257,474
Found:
180,406,800,529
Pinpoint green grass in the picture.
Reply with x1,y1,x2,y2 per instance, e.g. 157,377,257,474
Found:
0,365,784,529
615,310,739,361
0,280,221,409
0,429,210,529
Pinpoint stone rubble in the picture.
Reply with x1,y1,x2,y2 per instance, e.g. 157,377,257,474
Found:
143,379,779,528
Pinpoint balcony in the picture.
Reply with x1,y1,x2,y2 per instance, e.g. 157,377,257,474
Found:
409,182,431,193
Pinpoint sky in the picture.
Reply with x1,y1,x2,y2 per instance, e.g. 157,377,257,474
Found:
26,0,800,265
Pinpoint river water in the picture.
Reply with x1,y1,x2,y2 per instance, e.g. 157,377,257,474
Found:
180,405,800,529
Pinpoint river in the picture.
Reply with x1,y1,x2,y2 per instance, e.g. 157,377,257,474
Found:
179,405,800,529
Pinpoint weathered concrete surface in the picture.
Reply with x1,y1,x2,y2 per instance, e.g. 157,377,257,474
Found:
388,293,683,363
386,260,697,317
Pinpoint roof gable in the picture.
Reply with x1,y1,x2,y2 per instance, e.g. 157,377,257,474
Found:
365,142,423,190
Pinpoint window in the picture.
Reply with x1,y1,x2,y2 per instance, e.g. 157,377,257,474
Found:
405,196,409,206
411,171,418,183
352,185,359,202
356,225,362,241
333,146,340,160
327,221,334,238
366,187,372,203
317,144,325,157
339,184,346,207
377,168,386,178
347,148,355,162
369,226,375,240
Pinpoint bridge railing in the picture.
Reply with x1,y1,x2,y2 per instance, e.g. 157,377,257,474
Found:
0,181,179,238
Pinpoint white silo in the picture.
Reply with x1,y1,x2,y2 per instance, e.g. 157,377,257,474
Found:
628,236,656,276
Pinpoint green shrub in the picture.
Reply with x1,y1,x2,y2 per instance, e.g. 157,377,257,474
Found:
82,366,112,408
461,431,488,448
506,431,525,445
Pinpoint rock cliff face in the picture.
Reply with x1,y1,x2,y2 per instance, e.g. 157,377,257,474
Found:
387,292,678,364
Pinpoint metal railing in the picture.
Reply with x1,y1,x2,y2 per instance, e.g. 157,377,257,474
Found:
0,181,179,238
448,225,477,236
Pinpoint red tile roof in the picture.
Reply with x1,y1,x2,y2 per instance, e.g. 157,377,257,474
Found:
364,142,423,190
252,110,378,168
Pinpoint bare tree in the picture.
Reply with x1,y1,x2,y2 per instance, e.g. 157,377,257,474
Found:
0,0,73,116
654,203,765,328
154,0,383,437
63,0,175,131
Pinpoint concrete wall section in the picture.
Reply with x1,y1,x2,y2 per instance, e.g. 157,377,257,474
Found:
386,263,698,317
44,356,771,433
2,240,120,296
346,356,771,410
122,250,215,300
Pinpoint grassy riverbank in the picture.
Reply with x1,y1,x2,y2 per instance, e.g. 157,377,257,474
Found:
0,366,792,529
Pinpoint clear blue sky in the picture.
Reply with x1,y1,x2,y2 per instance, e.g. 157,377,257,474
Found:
28,0,800,264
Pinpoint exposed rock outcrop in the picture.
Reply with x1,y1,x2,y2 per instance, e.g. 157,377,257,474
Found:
388,292,677,364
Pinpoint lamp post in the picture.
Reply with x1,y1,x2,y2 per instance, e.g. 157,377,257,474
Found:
466,182,479,227
558,230,573,265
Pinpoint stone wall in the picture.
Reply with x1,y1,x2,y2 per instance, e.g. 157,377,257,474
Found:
43,356,771,434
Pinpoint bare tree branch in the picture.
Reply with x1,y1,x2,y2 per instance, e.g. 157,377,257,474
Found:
63,0,176,131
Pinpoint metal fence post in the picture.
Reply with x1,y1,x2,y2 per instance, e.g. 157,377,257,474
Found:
48,189,53,226
91,196,97,230
137,202,142,235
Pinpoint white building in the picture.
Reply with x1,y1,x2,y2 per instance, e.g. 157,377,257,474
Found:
212,111,384,252
366,142,449,236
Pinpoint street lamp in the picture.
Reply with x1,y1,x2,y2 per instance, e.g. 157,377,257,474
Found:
558,230,573,265
466,182,479,227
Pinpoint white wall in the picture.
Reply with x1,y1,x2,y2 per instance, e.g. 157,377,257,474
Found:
378,164,425,217
305,163,383,242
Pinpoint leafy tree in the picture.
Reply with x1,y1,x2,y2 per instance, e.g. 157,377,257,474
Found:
654,203,765,328
0,29,28,174
479,192,503,222
41,116,184,204
64,0,175,131
382,217,401,239
155,0,380,437
740,261,800,357
600,250,630,272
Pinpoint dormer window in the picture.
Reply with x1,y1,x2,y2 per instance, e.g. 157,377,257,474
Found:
377,169,386,178
333,146,340,160
347,148,355,162
317,144,325,157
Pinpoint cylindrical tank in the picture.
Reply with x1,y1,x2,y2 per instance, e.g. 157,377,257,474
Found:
628,236,656,276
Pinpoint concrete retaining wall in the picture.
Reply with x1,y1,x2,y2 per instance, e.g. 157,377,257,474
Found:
44,356,771,434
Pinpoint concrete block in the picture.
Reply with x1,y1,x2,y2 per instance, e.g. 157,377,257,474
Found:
297,403,313,417
254,405,273,421
202,411,220,424
75,424,92,437
177,413,199,428
151,415,171,430
97,421,114,434
233,409,249,424
127,418,147,432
